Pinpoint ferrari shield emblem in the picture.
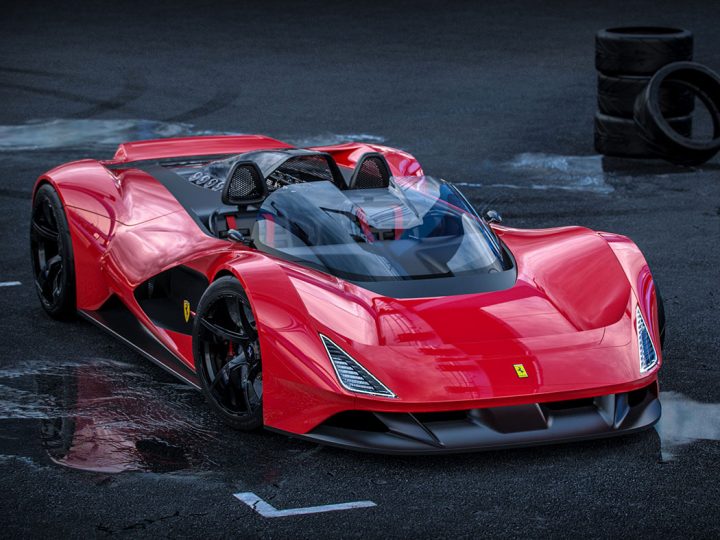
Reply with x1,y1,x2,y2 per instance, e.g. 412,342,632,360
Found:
513,364,528,378
183,300,191,323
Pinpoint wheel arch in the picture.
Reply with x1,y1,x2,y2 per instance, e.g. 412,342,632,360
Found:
597,231,663,348
32,162,114,311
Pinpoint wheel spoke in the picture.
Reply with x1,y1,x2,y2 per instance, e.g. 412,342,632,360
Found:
241,303,258,337
198,288,262,417
236,363,253,412
42,200,54,225
224,295,245,328
199,317,247,343
209,357,252,411
45,255,63,298
32,220,59,241
248,373,262,404
36,254,62,296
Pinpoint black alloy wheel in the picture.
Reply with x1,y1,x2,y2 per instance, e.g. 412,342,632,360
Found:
193,277,263,430
30,184,76,319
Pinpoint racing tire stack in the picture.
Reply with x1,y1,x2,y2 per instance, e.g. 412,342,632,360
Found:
634,62,720,166
594,27,694,159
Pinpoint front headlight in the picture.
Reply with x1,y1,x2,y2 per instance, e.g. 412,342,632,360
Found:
636,307,658,373
320,335,396,398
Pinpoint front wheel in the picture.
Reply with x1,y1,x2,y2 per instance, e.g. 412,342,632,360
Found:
30,184,76,319
192,276,263,431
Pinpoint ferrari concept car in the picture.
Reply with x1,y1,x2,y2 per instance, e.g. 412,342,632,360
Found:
30,135,665,453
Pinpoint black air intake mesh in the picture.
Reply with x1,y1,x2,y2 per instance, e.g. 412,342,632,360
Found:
352,156,390,189
269,155,334,187
227,165,263,201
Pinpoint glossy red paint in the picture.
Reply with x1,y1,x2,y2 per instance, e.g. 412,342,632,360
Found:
34,135,662,439
112,134,293,162
309,142,424,177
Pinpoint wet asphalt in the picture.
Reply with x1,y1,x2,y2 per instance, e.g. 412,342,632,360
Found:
1,1,719,538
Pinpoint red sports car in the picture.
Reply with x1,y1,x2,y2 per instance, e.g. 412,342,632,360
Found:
30,134,665,453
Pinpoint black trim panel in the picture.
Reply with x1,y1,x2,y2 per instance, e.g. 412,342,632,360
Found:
268,382,661,454
137,163,235,235
134,265,209,335
349,265,517,298
79,297,200,388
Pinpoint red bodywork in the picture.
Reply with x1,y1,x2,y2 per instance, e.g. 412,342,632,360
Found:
34,135,662,441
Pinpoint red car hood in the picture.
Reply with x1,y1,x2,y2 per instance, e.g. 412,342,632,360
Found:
284,226,643,404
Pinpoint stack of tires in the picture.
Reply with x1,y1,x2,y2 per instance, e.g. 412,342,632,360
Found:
594,27,694,158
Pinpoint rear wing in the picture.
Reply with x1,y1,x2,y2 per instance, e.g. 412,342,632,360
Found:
111,134,293,163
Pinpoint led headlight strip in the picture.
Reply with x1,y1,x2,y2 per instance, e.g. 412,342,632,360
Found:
636,306,658,373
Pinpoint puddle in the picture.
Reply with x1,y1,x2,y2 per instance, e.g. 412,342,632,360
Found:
655,392,720,461
284,133,386,147
0,359,219,473
0,119,215,151
506,153,615,194
454,153,615,194
2,361,714,473
0,118,386,152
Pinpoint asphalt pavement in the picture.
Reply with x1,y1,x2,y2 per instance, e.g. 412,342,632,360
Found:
1,1,719,537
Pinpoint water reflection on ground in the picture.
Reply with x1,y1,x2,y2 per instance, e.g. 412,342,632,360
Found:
0,358,717,473
0,118,386,152
454,153,615,194
453,152,717,194
0,359,218,473
656,391,720,461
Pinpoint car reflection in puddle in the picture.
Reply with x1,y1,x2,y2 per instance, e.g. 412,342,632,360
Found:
1,358,219,473
2,359,718,472
655,391,720,461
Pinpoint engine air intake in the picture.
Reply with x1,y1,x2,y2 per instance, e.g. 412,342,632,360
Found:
350,153,391,189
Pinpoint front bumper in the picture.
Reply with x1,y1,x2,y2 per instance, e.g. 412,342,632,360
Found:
274,381,660,454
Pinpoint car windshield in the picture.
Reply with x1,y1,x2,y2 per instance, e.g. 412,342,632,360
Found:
251,177,508,282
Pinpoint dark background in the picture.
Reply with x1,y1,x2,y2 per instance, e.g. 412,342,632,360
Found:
1,1,719,537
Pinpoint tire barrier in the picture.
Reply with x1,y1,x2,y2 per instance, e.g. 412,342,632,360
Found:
598,72,694,118
595,27,693,76
594,27,697,160
594,111,692,158
634,62,720,166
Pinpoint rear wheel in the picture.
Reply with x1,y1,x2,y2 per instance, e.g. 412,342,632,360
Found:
193,276,263,431
30,184,76,319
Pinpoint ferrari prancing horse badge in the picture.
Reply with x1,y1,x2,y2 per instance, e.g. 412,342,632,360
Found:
183,300,191,323
514,363,528,378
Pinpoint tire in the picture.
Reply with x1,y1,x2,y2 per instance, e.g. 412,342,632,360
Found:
30,184,76,319
596,27,693,76
598,72,694,118
594,111,692,158
655,282,666,350
634,62,720,166
193,276,263,431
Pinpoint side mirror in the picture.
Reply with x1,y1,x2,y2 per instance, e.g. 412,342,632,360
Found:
222,162,267,206
484,209,503,224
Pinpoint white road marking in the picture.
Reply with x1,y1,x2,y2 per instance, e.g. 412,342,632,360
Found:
0,281,21,287
233,492,376,518
454,153,614,194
